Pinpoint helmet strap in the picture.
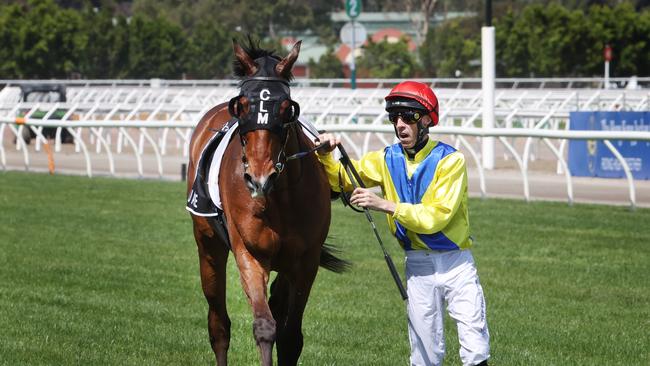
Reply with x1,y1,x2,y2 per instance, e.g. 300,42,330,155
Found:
416,121,430,144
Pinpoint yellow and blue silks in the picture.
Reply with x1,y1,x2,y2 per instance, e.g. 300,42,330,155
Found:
317,139,473,251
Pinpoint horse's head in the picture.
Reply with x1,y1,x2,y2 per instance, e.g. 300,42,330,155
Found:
229,38,302,198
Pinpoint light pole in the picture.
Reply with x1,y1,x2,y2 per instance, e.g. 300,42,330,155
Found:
345,0,362,90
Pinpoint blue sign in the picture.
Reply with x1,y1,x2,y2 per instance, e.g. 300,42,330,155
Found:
568,111,650,179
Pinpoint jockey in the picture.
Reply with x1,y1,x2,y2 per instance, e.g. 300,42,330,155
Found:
316,80,490,366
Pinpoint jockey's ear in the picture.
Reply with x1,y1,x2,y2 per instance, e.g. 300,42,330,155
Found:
421,115,434,128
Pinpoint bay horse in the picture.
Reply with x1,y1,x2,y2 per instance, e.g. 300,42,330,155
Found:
187,39,348,366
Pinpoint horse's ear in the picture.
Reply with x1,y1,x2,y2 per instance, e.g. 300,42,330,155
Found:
233,39,258,76
275,40,301,78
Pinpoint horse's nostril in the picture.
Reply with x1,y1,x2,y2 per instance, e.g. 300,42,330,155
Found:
244,173,256,191
262,172,278,194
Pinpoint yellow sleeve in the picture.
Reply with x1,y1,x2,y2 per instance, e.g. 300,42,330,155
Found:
316,150,384,192
391,152,467,234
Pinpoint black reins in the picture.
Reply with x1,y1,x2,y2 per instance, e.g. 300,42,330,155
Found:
335,143,408,301
296,140,408,301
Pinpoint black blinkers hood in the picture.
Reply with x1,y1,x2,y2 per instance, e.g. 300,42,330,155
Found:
229,77,299,136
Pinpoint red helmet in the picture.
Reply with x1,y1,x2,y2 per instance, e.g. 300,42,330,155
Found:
385,81,439,126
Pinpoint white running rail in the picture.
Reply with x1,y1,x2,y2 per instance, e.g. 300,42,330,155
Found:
2,82,649,209
2,116,649,210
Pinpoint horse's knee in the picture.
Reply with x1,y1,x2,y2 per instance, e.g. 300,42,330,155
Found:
253,317,276,345
209,332,230,353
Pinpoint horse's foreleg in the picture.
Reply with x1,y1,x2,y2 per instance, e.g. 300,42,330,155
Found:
269,273,290,333
195,226,231,366
273,259,319,366
234,250,275,366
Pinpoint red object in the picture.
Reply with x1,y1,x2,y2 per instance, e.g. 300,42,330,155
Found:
604,45,613,62
385,81,439,126
371,28,417,51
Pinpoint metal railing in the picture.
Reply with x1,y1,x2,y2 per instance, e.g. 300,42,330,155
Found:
2,76,649,89
2,116,648,209
2,81,649,208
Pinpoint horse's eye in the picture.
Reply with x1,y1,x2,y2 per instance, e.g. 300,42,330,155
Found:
229,96,249,118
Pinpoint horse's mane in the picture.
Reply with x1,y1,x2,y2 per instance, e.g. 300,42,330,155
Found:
232,36,294,81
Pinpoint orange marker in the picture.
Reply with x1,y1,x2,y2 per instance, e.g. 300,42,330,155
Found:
43,142,55,175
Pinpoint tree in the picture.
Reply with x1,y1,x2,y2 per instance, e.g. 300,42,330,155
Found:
496,3,589,77
185,19,233,79
357,37,419,78
582,3,650,76
495,2,650,77
132,0,334,40
108,16,130,78
0,0,85,78
78,7,130,78
419,17,481,77
0,3,24,77
125,14,189,78
406,0,438,45
307,48,344,78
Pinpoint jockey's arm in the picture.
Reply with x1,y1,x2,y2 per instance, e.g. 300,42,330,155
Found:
315,147,384,193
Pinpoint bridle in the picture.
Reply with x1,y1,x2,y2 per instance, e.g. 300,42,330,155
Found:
229,76,302,178
239,123,297,176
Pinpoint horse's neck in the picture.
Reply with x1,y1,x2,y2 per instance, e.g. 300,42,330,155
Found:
286,124,302,154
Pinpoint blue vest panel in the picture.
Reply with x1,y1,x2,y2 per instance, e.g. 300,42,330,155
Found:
384,142,460,251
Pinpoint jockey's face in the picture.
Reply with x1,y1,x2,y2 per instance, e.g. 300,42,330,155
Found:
393,113,432,149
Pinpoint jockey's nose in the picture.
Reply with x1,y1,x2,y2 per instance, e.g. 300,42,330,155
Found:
244,171,278,198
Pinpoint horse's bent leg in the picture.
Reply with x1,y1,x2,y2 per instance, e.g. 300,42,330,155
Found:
272,261,319,366
269,274,290,332
234,250,275,366
194,226,231,366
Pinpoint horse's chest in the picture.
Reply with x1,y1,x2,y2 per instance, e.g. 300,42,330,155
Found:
241,204,313,244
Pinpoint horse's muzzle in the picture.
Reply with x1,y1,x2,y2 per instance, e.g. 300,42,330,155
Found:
244,172,278,198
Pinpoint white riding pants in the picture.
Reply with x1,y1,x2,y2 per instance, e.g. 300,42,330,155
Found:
405,249,490,366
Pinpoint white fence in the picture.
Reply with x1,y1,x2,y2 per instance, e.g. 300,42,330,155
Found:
2,117,649,209
1,80,649,208
2,76,649,89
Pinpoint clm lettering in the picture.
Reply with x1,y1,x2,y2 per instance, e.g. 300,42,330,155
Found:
258,89,270,124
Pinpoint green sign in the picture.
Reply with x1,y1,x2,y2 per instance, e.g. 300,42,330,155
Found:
345,0,361,19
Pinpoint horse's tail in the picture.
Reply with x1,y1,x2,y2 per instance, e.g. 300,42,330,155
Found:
320,243,351,273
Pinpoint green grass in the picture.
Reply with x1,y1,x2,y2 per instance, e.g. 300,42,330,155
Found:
0,171,648,365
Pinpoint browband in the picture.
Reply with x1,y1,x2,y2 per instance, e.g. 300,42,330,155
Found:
240,76,290,87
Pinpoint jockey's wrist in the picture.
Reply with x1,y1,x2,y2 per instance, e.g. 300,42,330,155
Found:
381,200,397,215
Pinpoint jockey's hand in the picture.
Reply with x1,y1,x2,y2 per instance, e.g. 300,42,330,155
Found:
350,188,396,215
315,133,340,155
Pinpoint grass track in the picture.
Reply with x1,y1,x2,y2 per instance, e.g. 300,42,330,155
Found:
0,171,648,365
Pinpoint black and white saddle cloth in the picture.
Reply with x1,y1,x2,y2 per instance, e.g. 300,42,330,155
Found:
185,118,320,217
